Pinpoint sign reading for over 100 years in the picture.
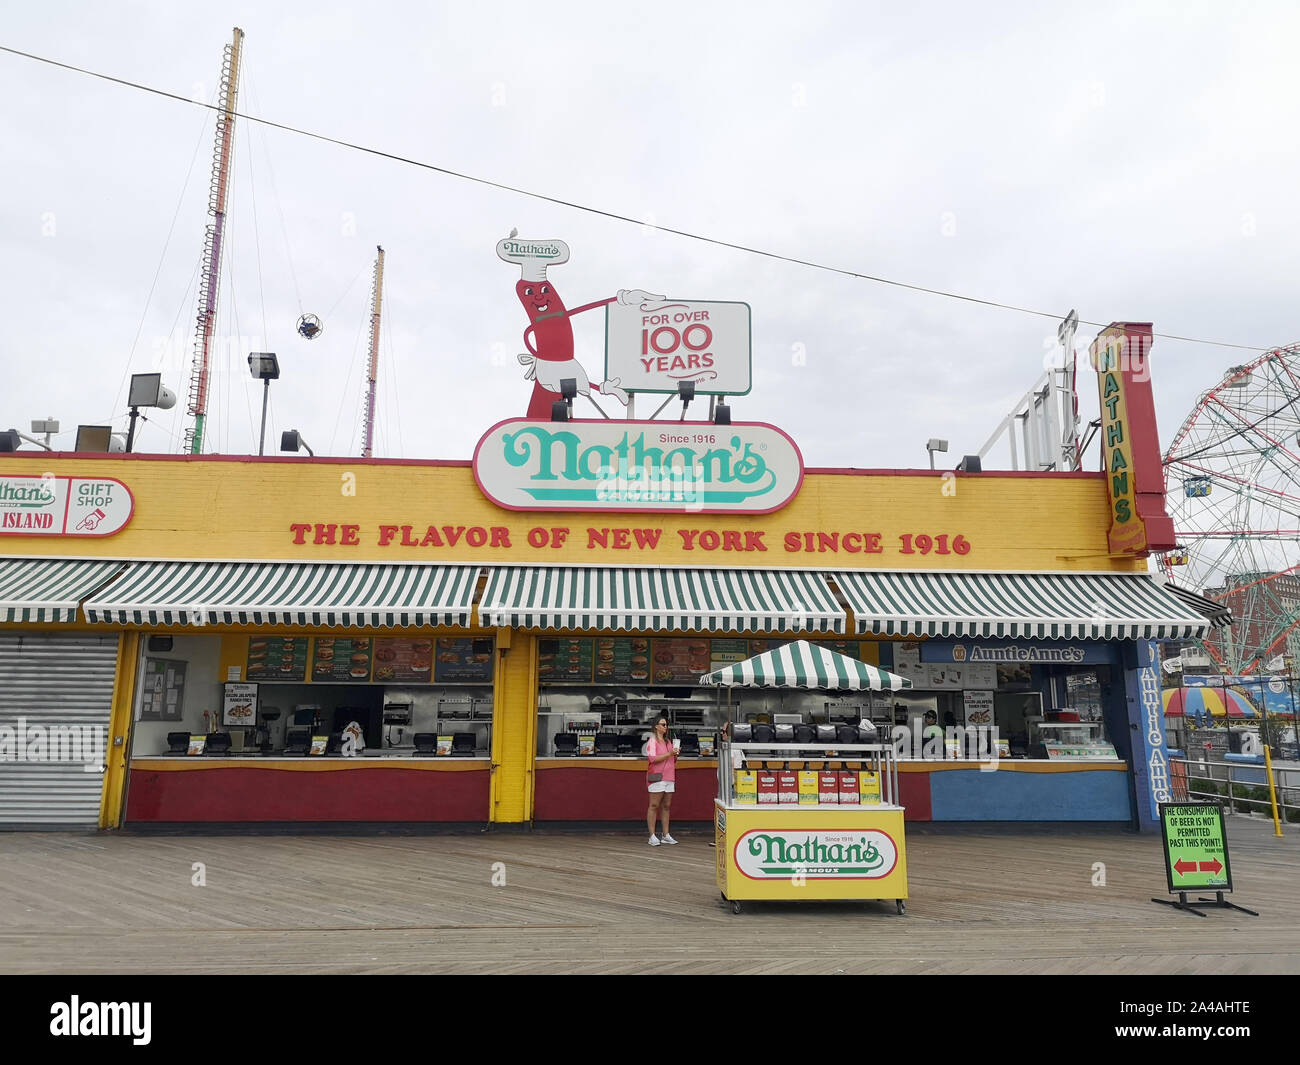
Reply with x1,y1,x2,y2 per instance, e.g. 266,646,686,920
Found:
0,475,134,536
605,299,752,396
473,420,804,514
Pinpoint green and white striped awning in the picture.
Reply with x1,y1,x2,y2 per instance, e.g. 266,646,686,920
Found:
699,640,912,691
479,567,845,634
84,562,481,627
833,570,1213,640
0,558,126,623
1164,582,1232,630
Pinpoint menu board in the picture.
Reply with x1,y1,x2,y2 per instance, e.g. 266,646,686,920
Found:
964,663,997,690
890,641,924,687
312,636,373,683
924,664,964,690
997,663,1033,688
748,638,862,660
247,636,308,682
649,637,713,685
433,637,495,683
815,640,862,660
534,636,874,686
709,638,750,670
595,636,651,684
371,637,436,683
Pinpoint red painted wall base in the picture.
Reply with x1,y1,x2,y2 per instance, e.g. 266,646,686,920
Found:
125,765,490,822
534,764,717,822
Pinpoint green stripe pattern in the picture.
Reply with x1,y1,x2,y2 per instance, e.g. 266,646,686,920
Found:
478,567,845,634
84,562,480,628
0,558,125,622
832,570,1213,640
698,639,912,690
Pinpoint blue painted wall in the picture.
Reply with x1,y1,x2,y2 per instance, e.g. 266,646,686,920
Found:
928,768,1132,820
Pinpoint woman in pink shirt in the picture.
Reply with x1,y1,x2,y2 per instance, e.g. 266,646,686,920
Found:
645,715,679,846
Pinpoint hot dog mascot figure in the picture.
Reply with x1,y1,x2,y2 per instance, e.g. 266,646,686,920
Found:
497,234,663,418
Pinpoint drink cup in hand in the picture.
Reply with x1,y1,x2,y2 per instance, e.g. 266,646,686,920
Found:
672,738,681,754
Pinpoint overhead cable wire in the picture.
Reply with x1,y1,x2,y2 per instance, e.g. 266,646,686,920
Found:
0,42,1272,355
244,65,304,314
109,100,214,420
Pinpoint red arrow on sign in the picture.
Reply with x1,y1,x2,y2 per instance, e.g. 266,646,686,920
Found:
1199,859,1223,875
1173,858,1199,875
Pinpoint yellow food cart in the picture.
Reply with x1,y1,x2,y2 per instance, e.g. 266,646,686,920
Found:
714,740,907,914
700,640,911,916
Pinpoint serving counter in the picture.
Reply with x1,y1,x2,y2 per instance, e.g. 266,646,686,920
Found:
126,756,491,824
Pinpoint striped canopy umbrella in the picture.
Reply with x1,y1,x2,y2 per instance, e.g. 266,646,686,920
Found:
698,640,912,691
1162,687,1255,719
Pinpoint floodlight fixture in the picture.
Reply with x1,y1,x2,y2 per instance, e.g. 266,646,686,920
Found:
280,430,314,457
248,353,280,455
926,438,949,470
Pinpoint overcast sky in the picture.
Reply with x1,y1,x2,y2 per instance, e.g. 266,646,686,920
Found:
1,0,1297,470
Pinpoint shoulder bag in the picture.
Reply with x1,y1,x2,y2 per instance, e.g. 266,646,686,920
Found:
647,739,663,783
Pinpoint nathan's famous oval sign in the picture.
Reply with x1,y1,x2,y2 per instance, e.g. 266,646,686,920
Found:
473,420,804,514
733,829,899,881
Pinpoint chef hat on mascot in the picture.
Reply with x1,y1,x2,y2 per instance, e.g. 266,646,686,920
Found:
496,234,570,282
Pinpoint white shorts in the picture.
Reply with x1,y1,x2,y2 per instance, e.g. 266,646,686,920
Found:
648,781,676,794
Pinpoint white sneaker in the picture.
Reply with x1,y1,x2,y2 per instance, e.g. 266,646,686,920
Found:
648,835,661,846
661,834,678,845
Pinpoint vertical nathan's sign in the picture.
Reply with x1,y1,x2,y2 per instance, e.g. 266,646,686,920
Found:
1089,322,1175,555
606,300,752,395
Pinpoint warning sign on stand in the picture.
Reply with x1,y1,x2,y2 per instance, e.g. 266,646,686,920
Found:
1158,802,1232,893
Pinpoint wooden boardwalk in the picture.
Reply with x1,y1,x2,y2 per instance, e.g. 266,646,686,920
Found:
1,816,1297,974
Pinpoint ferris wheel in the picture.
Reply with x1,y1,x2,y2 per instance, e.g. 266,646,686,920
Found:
1160,343,1300,675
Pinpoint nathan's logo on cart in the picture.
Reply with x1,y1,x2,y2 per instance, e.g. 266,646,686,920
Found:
733,829,898,880
0,475,133,537
473,419,804,513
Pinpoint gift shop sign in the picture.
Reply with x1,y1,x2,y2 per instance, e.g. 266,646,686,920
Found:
733,829,899,880
605,300,751,396
473,419,802,514
0,475,133,536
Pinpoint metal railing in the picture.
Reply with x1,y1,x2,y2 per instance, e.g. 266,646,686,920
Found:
1173,753,1300,825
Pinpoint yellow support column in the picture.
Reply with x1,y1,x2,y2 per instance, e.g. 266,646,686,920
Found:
99,631,139,829
1264,742,1284,837
490,628,536,823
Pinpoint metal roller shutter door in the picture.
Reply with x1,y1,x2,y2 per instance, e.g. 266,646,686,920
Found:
0,633,119,828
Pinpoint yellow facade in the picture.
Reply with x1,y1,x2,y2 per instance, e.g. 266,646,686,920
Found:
0,453,1141,828
0,454,1142,572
